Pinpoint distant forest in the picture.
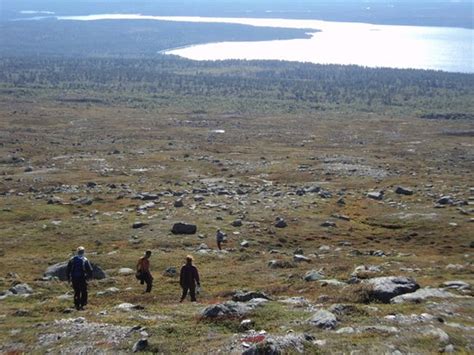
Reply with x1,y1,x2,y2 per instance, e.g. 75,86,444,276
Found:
1,57,472,116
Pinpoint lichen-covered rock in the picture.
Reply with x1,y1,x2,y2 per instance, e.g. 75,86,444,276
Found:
307,309,338,329
365,276,419,303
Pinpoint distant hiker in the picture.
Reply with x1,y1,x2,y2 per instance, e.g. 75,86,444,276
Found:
66,246,93,311
136,250,153,293
216,229,225,250
179,255,200,302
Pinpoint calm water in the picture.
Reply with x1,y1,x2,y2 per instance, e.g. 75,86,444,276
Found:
44,14,474,73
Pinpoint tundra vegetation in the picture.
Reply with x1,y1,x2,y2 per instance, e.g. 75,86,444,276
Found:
0,56,473,353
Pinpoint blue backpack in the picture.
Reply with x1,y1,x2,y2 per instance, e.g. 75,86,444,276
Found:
71,256,87,278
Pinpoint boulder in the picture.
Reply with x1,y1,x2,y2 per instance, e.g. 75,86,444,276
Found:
9,283,33,295
171,222,197,234
132,339,148,352
44,261,107,281
395,186,414,195
321,221,336,227
307,309,338,330
304,270,324,282
390,288,462,304
201,301,254,318
365,276,419,303
232,291,270,302
174,199,184,208
441,280,470,290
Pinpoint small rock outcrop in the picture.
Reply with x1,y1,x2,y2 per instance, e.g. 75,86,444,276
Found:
390,288,462,304
232,291,270,302
307,309,338,329
365,276,420,303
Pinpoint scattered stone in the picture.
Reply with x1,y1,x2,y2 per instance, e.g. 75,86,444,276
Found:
328,304,361,316
390,288,463,304
268,260,296,269
201,300,266,318
279,297,310,307
232,291,270,302
395,186,414,195
321,221,336,228
174,199,184,208
132,221,147,229
293,254,311,263
437,196,454,205
441,280,470,290
304,270,324,282
307,309,338,330
365,276,420,303
9,283,33,295
318,279,347,287
240,240,250,248
132,338,148,352
97,287,120,296
240,319,254,331
351,265,382,277
115,303,145,312
274,217,287,228
118,268,134,275
44,261,107,281
163,267,177,277
367,191,384,200
422,326,450,343
171,222,197,234
231,219,243,227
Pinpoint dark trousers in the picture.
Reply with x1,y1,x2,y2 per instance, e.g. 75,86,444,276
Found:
181,284,196,302
72,277,88,309
141,272,153,292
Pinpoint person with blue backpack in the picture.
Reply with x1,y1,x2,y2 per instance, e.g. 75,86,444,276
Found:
66,246,93,310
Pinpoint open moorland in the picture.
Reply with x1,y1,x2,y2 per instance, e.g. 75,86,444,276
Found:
0,58,473,354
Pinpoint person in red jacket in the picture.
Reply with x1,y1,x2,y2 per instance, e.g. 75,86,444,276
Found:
179,255,200,302
136,250,153,293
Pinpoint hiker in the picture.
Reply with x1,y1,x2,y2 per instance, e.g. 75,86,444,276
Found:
136,250,153,293
179,255,200,302
66,246,93,310
216,229,225,250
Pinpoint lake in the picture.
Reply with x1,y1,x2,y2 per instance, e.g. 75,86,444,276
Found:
43,14,474,73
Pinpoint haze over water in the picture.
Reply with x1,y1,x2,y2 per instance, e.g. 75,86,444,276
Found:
42,14,474,73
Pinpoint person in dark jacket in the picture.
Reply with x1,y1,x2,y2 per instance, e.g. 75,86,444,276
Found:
179,255,200,302
136,250,153,293
66,246,93,310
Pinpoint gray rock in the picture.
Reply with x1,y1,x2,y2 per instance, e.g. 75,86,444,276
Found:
437,196,453,205
132,338,148,352
268,260,296,269
201,300,265,318
240,240,250,248
174,199,184,208
171,222,197,234
9,283,33,295
422,327,450,343
97,287,119,296
395,186,414,195
441,280,470,290
132,221,147,229
318,279,347,287
75,197,94,206
115,303,145,312
239,319,254,331
304,270,324,282
328,304,359,316
163,267,177,277
231,219,243,227
293,254,311,263
232,291,270,302
274,218,287,228
367,191,384,201
307,309,338,329
44,261,107,281
118,268,134,275
365,276,419,303
390,288,462,304
321,221,336,227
